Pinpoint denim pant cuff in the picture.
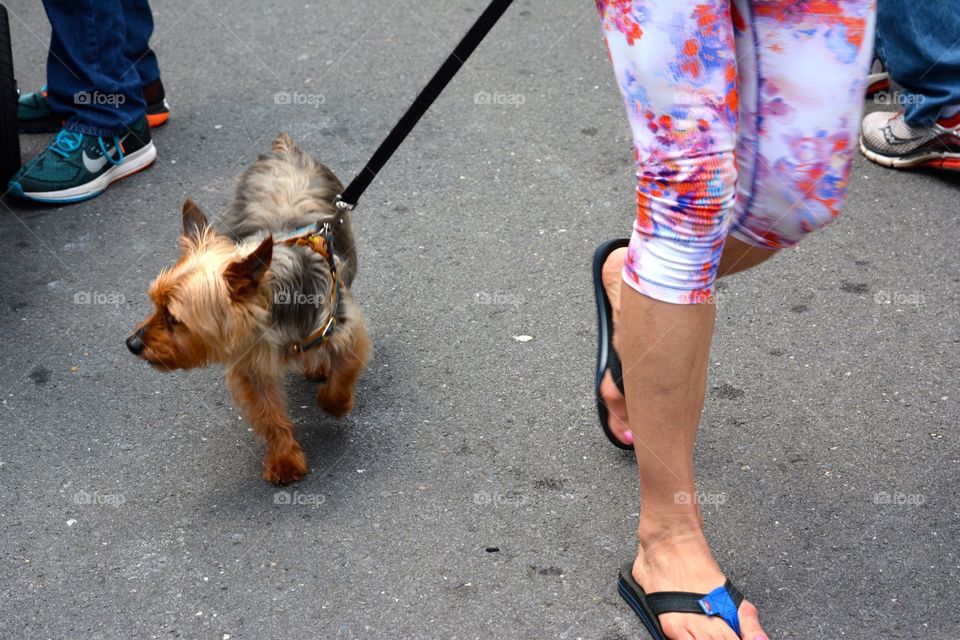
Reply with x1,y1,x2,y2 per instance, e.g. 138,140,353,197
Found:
64,118,139,138
904,103,960,128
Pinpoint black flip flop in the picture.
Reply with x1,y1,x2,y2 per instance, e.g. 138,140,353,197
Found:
593,238,633,450
618,562,745,639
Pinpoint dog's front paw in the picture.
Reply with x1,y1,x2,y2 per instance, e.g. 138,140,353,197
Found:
263,445,308,485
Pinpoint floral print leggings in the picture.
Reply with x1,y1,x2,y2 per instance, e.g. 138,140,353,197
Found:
597,0,875,304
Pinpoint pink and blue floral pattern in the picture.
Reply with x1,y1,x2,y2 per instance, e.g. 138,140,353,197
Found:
598,0,875,304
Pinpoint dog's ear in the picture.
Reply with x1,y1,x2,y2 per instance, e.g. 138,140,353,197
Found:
224,235,273,299
181,198,209,241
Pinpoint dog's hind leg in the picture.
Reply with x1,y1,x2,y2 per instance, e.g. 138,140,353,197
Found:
227,366,308,485
316,327,371,418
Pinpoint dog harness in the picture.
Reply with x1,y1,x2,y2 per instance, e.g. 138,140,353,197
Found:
275,222,342,355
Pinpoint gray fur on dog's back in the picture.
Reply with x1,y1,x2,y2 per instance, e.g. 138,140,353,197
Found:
267,244,338,343
218,133,357,287
215,133,362,344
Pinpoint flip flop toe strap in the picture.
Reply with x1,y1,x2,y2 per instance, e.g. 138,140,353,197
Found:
647,580,744,637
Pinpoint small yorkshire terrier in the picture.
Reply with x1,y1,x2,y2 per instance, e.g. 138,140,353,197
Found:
127,134,371,485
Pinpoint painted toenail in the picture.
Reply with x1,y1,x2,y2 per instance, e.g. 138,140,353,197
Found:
623,430,633,445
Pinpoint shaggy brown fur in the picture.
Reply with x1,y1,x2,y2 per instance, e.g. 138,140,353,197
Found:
127,134,371,485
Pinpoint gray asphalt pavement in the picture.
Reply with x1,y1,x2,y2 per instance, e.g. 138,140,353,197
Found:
1,1,958,639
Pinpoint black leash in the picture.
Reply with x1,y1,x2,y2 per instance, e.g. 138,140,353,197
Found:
336,0,515,212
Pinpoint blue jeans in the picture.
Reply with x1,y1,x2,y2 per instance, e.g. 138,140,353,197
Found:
875,0,960,126
42,0,159,137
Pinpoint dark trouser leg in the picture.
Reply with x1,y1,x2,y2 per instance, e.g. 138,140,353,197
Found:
876,0,960,126
41,0,146,136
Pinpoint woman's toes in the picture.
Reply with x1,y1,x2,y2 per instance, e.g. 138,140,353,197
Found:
705,621,739,640
718,620,742,640
662,614,733,640
737,600,767,640
659,615,688,640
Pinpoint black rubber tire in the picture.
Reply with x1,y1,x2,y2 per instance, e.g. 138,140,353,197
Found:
0,3,21,187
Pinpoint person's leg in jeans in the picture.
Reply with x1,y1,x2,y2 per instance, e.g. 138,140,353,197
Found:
43,0,146,135
120,0,169,126
875,0,960,126
7,0,157,203
16,0,168,133
121,0,160,87
597,1,873,638
860,0,960,168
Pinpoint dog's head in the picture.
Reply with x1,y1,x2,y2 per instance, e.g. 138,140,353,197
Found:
126,198,274,370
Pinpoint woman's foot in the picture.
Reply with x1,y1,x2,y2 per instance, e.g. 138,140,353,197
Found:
600,247,632,446
633,524,767,640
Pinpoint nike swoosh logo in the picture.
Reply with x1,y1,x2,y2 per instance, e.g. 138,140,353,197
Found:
82,151,108,173
82,132,133,173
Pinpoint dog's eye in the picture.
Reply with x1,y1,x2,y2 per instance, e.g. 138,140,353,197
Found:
164,309,180,327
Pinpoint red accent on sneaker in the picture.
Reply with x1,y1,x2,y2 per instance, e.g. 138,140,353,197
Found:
866,78,890,97
146,112,170,128
926,156,960,171
936,111,960,129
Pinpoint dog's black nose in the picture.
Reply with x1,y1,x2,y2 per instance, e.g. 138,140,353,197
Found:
126,333,145,355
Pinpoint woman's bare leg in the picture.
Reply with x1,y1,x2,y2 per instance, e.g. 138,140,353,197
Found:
616,284,766,640
599,237,778,446
596,236,778,637
595,0,873,632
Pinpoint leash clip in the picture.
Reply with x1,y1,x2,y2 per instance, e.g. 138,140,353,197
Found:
334,195,354,212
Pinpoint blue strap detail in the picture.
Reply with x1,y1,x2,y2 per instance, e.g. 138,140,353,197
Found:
698,586,741,636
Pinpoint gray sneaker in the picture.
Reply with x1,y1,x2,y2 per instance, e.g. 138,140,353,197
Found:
860,110,960,170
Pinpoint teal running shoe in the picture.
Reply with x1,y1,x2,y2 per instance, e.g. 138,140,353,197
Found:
17,86,62,133
7,115,156,203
